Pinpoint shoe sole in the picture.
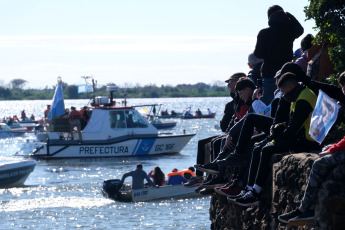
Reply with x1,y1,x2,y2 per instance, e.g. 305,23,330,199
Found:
235,200,260,207
215,188,242,198
184,183,202,188
288,218,313,227
214,189,230,197
194,166,219,175
201,183,225,189
277,217,289,224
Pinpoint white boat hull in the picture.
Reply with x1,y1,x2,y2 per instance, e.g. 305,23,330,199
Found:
31,134,195,159
0,160,37,188
102,180,201,202
131,184,201,202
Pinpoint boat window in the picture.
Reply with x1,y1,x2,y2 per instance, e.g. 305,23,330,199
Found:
125,111,148,128
109,111,126,129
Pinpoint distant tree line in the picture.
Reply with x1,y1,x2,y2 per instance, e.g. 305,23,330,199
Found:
0,79,229,100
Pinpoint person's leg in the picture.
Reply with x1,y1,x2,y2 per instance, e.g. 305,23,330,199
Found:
234,114,273,155
234,133,267,185
76,121,82,142
278,151,345,225
300,151,345,210
195,135,218,177
254,140,296,188
233,139,295,207
261,78,276,106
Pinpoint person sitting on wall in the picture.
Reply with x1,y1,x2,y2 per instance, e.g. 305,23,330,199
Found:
277,71,345,226
230,72,321,207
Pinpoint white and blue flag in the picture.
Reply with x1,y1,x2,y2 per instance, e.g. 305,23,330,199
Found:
78,84,93,94
48,83,65,120
309,90,340,144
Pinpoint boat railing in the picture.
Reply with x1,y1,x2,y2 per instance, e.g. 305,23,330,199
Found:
45,118,70,132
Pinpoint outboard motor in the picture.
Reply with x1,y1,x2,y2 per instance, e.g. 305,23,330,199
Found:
102,179,123,200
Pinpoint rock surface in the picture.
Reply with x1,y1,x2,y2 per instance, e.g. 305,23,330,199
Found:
209,153,345,230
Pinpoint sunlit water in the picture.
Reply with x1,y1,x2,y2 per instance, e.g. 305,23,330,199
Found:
0,97,229,229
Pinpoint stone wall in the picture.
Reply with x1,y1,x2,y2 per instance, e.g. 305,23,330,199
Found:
209,153,345,230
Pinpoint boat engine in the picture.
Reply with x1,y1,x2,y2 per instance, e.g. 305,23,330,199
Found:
102,179,123,200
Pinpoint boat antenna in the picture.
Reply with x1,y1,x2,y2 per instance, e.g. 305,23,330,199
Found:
81,75,97,101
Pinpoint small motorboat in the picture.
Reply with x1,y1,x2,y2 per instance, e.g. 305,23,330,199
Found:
148,117,177,130
0,160,37,188
102,179,201,202
180,112,216,119
0,123,26,139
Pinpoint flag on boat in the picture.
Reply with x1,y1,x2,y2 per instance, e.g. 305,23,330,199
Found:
48,83,65,120
78,84,93,94
309,90,340,144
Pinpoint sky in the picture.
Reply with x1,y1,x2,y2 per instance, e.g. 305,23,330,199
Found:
0,0,316,89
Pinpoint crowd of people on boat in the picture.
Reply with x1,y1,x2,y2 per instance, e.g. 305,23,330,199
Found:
177,5,345,227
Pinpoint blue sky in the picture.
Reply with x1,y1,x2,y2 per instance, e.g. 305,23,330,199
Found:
0,0,316,89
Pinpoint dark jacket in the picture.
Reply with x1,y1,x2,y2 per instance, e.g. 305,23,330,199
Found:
254,11,304,78
219,92,239,132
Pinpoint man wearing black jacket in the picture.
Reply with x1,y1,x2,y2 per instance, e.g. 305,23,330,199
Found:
254,5,304,106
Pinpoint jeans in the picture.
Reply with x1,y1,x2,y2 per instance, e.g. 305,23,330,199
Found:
301,150,345,210
261,78,277,106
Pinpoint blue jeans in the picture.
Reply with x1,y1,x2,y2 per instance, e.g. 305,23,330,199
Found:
261,78,276,106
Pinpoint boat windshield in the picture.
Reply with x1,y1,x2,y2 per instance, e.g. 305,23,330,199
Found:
109,110,148,129
125,110,148,128
109,111,126,129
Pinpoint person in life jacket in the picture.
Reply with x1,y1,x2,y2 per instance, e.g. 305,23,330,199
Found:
69,106,82,142
180,167,196,180
166,169,188,185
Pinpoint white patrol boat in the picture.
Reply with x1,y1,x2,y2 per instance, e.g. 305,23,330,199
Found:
31,86,195,159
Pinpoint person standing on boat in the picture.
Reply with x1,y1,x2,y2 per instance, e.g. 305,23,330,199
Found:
69,106,82,142
44,105,51,119
120,163,157,189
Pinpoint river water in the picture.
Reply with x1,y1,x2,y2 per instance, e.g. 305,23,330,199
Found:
0,97,229,230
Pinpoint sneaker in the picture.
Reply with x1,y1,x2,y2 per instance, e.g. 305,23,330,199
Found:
234,190,260,207
184,176,204,188
278,209,303,224
213,151,230,161
227,187,249,200
194,163,219,175
288,209,315,226
214,180,234,190
201,176,226,189
217,153,246,167
215,182,244,197
194,186,203,194
199,188,214,195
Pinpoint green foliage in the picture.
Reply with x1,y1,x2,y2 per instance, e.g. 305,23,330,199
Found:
305,0,345,75
0,83,229,100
